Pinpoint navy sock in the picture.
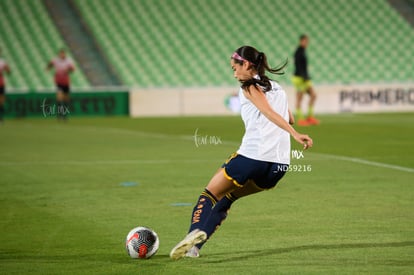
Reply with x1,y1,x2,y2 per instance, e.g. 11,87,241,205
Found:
188,189,218,233
196,193,237,249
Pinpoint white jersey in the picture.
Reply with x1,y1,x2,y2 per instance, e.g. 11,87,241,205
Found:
51,57,74,85
237,80,291,164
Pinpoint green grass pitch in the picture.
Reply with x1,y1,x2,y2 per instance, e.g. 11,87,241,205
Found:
0,113,413,274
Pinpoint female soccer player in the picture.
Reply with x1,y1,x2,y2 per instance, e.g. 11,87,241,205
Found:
0,49,11,122
170,46,313,260
46,48,75,120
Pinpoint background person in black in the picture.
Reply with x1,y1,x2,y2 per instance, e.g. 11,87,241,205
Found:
292,34,319,126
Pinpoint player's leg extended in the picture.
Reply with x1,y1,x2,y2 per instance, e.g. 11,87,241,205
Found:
196,162,288,250
188,168,237,233
195,180,264,250
306,86,319,125
185,162,288,258
170,168,237,260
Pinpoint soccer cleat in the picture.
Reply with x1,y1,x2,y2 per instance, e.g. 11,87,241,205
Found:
307,116,320,125
185,246,200,258
170,229,207,260
297,119,310,126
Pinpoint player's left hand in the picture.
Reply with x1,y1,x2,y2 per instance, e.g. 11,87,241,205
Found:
293,133,313,150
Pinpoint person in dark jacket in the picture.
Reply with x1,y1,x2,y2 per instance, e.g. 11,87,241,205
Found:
292,34,319,126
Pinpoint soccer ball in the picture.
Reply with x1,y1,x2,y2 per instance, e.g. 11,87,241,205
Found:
125,226,159,259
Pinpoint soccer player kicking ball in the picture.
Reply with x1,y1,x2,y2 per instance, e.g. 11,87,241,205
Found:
170,46,313,260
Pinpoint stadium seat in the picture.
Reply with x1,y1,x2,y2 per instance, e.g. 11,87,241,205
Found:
0,0,90,89
1,0,413,89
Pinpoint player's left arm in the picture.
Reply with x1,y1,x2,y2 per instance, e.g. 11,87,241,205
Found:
288,109,294,125
243,85,313,149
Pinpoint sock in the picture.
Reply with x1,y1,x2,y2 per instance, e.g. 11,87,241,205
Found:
296,108,303,119
0,105,4,120
196,193,237,249
188,189,218,233
308,106,314,117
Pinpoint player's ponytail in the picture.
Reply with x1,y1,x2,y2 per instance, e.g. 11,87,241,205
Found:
231,46,287,92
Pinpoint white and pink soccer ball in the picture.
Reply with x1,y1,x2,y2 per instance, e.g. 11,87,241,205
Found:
125,226,159,259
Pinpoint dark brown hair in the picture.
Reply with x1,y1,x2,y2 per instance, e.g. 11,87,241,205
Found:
232,46,287,92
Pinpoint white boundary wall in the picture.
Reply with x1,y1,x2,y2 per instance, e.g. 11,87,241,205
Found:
130,83,414,117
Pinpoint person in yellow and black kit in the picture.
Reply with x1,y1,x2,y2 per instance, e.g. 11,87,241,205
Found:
292,34,320,126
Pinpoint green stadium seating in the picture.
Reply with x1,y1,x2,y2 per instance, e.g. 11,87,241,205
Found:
74,0,414,87
1,0,413,89
0,0,90,89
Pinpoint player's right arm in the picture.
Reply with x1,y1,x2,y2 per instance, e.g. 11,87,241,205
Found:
288,109,295,125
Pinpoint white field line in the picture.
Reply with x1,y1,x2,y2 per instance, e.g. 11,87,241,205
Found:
3,123,413,173
0,159,218,166
309,152,414,173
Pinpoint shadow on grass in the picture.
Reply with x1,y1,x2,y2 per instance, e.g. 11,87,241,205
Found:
205,241,414,264
0,250,171,264
1,241,412,266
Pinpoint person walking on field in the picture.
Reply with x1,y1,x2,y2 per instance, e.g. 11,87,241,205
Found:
292,34,320,126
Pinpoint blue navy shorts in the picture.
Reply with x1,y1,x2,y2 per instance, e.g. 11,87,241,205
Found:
222,153,289,189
